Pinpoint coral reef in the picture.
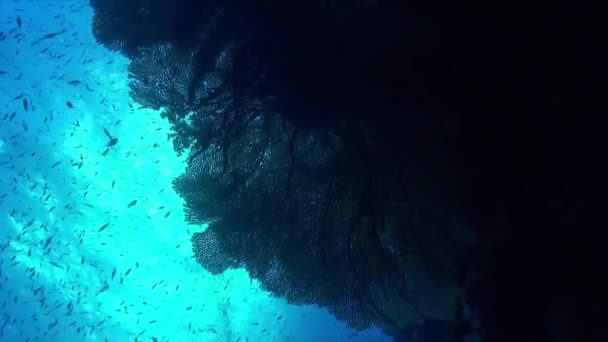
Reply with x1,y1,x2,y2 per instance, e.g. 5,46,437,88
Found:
90,1,607,340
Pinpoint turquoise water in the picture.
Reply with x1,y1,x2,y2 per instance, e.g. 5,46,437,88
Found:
0,1,391,341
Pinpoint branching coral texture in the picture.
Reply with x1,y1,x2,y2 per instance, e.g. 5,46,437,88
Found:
93,0,477,333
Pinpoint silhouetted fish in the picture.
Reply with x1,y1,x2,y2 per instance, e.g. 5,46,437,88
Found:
98,223,110,232
31,30,66,46
103,128,118,147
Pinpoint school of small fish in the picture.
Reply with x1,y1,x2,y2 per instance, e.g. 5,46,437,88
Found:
0,1,391,341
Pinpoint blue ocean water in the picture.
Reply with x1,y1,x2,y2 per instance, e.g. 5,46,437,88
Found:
0,1,392,341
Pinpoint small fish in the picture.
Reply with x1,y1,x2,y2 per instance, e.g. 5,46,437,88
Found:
42,31,61,39
97,283,109,294
31,30,65,46
67,80,81,85
111,267,116,280
125,268,132,276
66,101,73,108
22,98,28,111
16,17,22,28
51,161,61,168
44,236,53,249
164,211,171,218
98,223,110,233
103,128,118,147
127,200,137,208
111,180,115,189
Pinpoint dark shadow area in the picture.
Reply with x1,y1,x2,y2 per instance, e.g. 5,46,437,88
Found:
89,0,607,340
